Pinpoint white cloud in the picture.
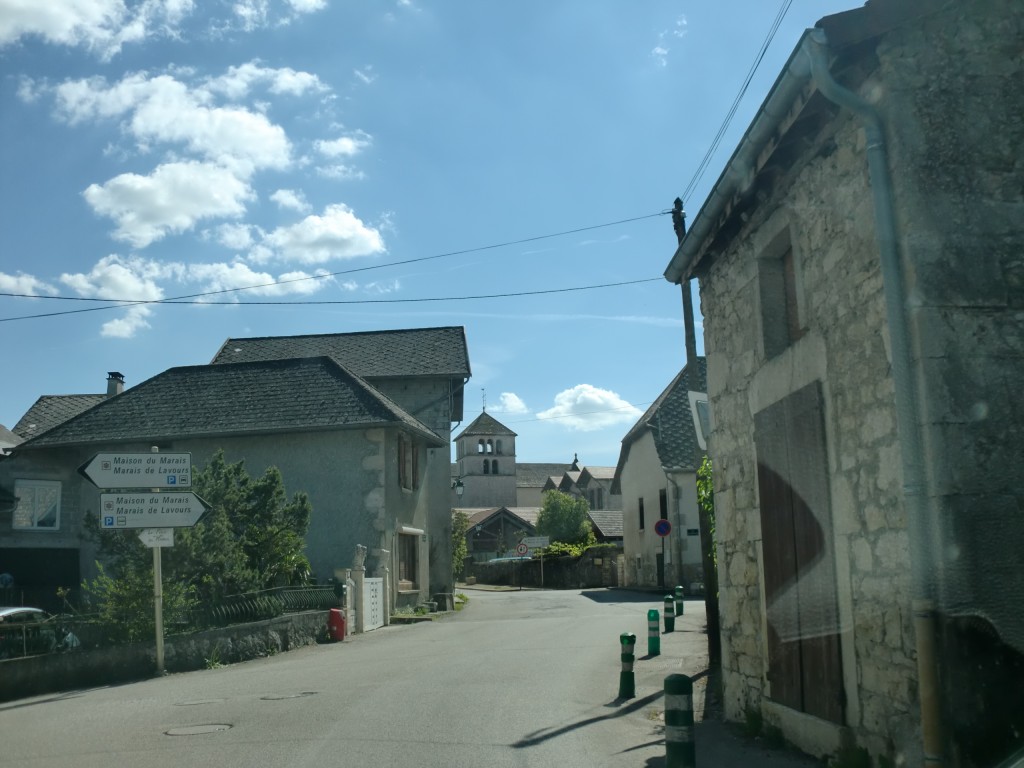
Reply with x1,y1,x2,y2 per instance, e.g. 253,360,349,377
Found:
261,204,385,264
84,161,254,247
498,393,528,415
315,132,371,158
354,66,376,85
54,72,292,176
536,385,642,431
364,279,400,295
0,0,194,58
270,188,310,213
652,15,687,67
317,164,366,181
284,0,326,12
205,61,326,100
184,262,329,297
211,223,256,250
59,254,177,338
0,272,58,296
232,0,270,31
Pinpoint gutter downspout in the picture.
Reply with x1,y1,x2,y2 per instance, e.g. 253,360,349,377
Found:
806,29,943,767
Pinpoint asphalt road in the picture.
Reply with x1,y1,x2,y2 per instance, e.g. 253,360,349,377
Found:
0,589,709,768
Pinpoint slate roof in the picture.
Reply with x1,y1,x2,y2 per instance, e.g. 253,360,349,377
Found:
456,506,539,530
578,466,616,485
588,509,624,539
453,411,516,440
210,326,471,379
614,358,708,486
13,395,106,440
17,357,444,450
515,462,575,488
0,424,23,454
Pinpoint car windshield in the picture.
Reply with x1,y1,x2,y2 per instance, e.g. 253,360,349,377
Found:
0,1,1021,767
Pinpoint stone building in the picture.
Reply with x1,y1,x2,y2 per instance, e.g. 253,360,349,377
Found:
663,1,1023,765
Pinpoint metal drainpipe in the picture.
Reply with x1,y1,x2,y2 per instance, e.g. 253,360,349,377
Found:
806,29,944,766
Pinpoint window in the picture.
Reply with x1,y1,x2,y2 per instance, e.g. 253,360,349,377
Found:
495,439,503,455
477,439,484,454
398,434,418,490
491,459,498,475
485,439,493,454
659,488,668,520
483,460,489,475
13,480,60,530
398,533,418,590
758,229,804,359
638,497,645,530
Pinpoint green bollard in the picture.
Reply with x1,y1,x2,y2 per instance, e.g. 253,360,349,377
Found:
675,585,684,617
664,673,696,767
647,609,660,656
618,632,636,699
664,595,675,633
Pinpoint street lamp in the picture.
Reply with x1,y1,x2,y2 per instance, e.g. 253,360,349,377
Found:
452,478,465,498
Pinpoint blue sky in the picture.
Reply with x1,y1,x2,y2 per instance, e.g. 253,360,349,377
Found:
0,0,855,468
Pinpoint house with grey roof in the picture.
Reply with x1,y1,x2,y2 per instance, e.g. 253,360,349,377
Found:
12,372,124,442
1,327,470,612
612,359,707,591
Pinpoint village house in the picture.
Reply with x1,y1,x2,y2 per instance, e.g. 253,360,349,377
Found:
663,1,1023,765
1,327,470,614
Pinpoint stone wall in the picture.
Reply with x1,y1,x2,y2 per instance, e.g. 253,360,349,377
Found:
0,611,328,703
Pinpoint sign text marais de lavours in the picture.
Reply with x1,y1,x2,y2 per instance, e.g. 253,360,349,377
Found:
99,492,209,529
79,452,192,489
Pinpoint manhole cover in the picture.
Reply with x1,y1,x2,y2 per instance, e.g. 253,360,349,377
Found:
166,724,232,736
261,691,318,700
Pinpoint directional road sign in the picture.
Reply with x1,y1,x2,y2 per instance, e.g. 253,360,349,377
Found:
80,452,192,489
138,528,174,548
654,519,672,537
100,492,208,529
522,536,550,548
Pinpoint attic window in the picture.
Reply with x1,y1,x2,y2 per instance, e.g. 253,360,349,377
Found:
13,480,61,531
758,228,804,359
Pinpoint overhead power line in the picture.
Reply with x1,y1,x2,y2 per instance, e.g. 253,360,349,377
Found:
0,211,667,324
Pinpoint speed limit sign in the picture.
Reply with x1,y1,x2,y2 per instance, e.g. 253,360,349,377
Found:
515,542,529,556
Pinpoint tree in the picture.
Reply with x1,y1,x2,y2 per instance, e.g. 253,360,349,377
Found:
83,450,312,639
451,510,470,580
536,490,595,547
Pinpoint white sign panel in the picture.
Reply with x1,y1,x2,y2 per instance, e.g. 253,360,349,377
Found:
100,492,208,529
80,453,192,489
522,536,550,548
138,528,174,548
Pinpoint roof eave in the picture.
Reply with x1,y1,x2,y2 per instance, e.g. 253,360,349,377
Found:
664,29,816,284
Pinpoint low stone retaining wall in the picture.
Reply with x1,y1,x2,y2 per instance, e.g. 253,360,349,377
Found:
0,610,328,703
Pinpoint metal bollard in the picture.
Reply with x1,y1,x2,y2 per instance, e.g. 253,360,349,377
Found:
664,673,696,767
664,595,675,633
647,609,660,656
675,585,684,617
618,632,636,699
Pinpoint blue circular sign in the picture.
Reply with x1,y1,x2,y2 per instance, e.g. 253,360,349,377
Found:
654,519,672,537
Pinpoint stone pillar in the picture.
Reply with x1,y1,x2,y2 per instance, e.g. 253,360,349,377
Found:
352,544,366,635
375,549,390,627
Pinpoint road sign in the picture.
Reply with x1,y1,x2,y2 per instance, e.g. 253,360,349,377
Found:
138,528,174,548
100,492,208,529
515,542,529,556
522,536,549,548
79,452,192,489
654,519,672,537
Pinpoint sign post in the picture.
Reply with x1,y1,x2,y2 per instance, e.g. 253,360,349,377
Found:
654,519,672,590
523,536,550,589
82,448,206,675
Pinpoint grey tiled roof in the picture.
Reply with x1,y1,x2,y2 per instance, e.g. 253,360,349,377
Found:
211,326,470,379
18,357,444,449
578,466,616,484
615,358,707,481
515,463,574,488
454,411,516,440
13,395,107,439
588,509,624,538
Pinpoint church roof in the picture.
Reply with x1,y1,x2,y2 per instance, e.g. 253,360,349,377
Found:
454,410,516,440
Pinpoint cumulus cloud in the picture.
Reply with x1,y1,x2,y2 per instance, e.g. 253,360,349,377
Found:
0,272,58,296
54,72,292,176
284,0,326,12
184,262,329,298
84,161,254,247
260,204,385,264
211,223,256,250
652,15,688,67
315,132,371,158
270,188,310,213
0,0,194,59
498,393,528,415
536,385,642,431
59,254,177,338
205,61,326,100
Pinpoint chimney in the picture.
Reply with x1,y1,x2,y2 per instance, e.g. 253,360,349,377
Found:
106,372,125,397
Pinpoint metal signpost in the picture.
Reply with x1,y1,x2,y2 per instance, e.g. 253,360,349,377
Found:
81,449,206,674
655,519,672,589
522,536,550,588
